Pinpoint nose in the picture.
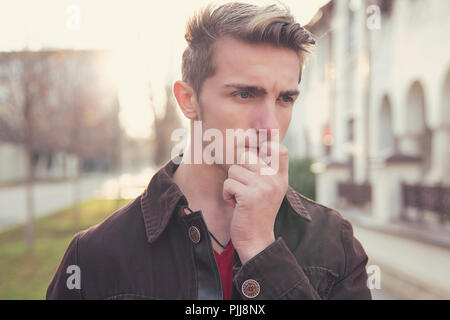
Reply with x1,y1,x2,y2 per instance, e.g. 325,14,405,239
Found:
253,101,280,142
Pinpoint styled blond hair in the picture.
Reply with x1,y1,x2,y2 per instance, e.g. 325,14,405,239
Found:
182,2,316,95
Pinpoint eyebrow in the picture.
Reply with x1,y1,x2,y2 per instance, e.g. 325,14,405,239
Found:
222,83,300,97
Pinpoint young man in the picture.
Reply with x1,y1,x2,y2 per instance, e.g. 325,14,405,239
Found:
47,2,372,300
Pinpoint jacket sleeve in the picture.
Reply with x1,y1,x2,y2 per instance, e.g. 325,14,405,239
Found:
46,232,83,300
328,219,372,300
233,219,372,300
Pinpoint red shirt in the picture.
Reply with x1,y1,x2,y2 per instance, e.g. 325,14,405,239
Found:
213,241,234,300
184,208,234,300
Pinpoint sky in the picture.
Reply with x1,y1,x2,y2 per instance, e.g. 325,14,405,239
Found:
0,0,329,138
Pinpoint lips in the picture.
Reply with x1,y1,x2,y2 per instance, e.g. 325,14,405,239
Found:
245,146,260,156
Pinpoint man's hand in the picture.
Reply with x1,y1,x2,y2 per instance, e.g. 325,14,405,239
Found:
223,141,289,264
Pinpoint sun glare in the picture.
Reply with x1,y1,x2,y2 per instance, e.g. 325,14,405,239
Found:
0,0,329,139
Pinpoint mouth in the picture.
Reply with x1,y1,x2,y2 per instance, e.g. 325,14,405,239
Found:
244,146,260,156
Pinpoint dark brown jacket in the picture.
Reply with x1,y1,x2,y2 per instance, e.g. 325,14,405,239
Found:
46,157,372,300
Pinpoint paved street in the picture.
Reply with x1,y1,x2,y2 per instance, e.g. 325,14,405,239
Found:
351,220,450,299
371,287,399,300
0,167,155,232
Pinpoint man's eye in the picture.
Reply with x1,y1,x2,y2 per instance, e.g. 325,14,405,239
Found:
233,91,250,99
280,95,293,103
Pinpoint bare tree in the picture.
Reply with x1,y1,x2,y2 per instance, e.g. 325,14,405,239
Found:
56,51,122,227
0,50,123,247
150,83,182,166
0,52,53,249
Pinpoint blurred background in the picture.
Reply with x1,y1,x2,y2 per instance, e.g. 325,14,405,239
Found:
0,0,449,300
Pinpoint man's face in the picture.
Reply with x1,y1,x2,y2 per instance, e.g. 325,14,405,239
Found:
197,36,301,169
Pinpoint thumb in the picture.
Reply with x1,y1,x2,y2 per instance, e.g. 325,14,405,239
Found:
278,144,289,176
223,178,239,208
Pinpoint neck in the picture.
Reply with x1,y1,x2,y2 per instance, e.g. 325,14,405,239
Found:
173,144,234,248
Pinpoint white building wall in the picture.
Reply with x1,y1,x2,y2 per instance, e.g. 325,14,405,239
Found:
352,1,370,184
368,3,396,161
307,0,450,221
390,0,450,134
0,142,79,183
290,28,334,160
371,0,450,184
0,142,26,183
331,0,351,163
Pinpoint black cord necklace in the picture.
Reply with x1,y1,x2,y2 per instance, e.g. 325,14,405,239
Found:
184,206,231,249
208,231,231,250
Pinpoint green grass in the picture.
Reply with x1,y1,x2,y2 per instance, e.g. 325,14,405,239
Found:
0,198,130,300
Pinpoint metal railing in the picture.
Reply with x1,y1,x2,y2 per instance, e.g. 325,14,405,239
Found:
338,182,372,206
401,183,450,224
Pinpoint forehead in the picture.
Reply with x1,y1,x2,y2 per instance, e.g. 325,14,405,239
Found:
209,36,301,88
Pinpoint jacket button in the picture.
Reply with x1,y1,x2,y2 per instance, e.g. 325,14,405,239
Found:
188,226,201,244
241,279,260,298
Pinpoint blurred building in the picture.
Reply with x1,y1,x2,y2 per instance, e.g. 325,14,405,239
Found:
287,0,450,299
120,135,155,172
0,49,122,183
0,142,78,183
291,0,450,238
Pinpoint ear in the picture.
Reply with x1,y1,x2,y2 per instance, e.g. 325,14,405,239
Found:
173,80,199,120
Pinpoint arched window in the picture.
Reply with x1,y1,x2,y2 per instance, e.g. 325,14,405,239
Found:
405,81,432,173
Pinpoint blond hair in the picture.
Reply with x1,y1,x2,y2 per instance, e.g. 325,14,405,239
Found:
182,2,315,95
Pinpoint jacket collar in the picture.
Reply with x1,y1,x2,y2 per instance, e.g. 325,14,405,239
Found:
140,155,312,244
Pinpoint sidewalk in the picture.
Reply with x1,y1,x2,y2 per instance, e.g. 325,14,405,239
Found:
340,209,450,299
0,166,155,232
